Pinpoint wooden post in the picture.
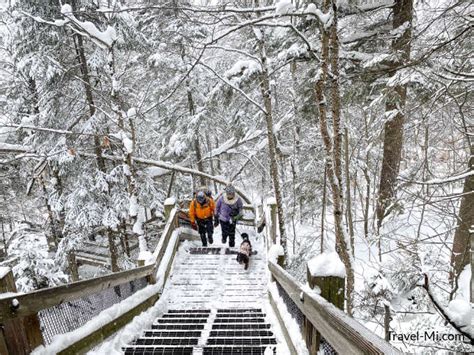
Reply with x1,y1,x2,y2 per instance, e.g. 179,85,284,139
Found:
0,268,44,354
164,197,176,221
305,264,345,352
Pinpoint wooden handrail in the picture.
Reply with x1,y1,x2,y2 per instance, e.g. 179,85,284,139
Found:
0,264,154,321
150,207,178,278
268,261,402,355
0,206,181,323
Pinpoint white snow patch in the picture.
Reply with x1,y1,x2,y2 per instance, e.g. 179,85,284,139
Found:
129,195,138,217
164,197,176,206
225,60,261,79
447,299,472,328
268,244,284,263
137,250,154,265
133,206,146,235
308,252,346,278
0,267,11,279
275,0,295,15
127,107,137,118
61,4,117,48
362,53,391,68
384,109,399,122
305,4,333,28
145,167,169,177
266,197,277,205
0,292,21,300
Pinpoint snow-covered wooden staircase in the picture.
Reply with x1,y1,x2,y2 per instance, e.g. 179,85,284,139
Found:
0,201,401,355
121,228,283,354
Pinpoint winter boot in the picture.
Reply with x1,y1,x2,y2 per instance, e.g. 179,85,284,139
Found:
229,236,235,248
200,234,207,247
208,234,213,244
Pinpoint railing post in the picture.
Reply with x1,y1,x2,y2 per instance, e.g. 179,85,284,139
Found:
305,255,346,353
164,197,176,221
268,198,277,245
0,268,44,354
267,198,285,267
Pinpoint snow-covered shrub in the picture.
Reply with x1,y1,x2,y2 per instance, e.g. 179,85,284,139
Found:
8,222,68,292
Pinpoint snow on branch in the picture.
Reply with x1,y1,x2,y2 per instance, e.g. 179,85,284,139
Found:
399,170,474,185
0,143,33,154
422,274,473,341
0,143,251,202
61,4,117,49
21,4,117,49
78,152,252,203
197,60,267,115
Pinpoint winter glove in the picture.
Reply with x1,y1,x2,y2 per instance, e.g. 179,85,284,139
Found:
214,217,219,227
230,214,242,223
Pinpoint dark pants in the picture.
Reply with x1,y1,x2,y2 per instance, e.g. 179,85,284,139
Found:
197,218,213,246
221,221,236,247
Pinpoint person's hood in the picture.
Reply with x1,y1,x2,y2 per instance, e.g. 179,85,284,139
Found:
223,194,238,205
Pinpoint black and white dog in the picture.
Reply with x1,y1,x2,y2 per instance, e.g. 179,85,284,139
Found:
236,233,252,270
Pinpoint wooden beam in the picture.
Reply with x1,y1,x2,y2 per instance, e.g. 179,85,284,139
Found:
269,261,401,355
0,264,154,321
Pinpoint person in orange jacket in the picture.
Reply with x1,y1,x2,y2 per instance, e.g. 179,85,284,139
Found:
189,191,215,246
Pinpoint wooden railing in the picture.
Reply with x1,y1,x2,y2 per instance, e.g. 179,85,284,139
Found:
269,261,401,354
261,199,402,355
0,199,194,354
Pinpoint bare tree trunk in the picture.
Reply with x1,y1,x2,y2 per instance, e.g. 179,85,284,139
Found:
215,137,221,176
376,0,413,231
320,165,327,253
450,143,473,293
1,220,7,257
181,45,206,187
193,137,206,186
206,132,218,193
39,176,59,251
107,45,139,267
344,128,355,255
363,111,371,239
67,252,79,282
73,32,106,172
290,61,303,223
314,0,354,315
120,219,130,257
107,228,119,272
256,30,288,260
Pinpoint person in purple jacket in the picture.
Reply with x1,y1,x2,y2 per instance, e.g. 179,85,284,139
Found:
214,185,243,247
